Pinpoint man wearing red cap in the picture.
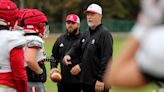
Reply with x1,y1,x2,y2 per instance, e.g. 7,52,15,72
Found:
50,14,82,92
63,3,113,92
0,0,28,92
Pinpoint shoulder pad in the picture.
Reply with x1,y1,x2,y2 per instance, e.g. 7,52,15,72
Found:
7,31,26,50
26,35,44,48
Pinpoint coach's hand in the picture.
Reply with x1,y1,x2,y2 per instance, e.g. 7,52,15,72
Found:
95,80,104,92
70,64,81,75
63,55,72,66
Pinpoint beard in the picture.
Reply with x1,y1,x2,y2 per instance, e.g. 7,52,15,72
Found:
67,28,78,36
87,21,94,28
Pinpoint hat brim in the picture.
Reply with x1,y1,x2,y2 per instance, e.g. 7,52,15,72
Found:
84,10,97,14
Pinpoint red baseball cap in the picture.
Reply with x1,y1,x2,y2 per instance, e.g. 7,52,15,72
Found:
66,14,80,24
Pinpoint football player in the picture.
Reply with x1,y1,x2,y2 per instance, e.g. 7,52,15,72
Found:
17,9,49,92
0,0,28,92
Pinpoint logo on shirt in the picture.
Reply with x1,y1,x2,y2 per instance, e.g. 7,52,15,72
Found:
82,39,85,43
59,43,64,47
91,39,95,44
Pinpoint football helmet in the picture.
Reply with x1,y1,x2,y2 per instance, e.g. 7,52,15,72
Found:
0,0,18,28
17,9,49,38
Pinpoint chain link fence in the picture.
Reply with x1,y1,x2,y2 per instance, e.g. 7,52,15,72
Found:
49,19,135,33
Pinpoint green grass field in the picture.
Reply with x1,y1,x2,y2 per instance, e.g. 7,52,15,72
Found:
43,33,159,92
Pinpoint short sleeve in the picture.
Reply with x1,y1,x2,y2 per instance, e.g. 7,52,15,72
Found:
25,36,44,48
8,31,26,51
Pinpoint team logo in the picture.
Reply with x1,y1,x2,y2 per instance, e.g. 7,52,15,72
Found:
82,39,85,43
69,15,74,20
59,43,64,47
91,39,95,44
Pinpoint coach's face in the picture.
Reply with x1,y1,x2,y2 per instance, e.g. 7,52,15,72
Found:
86,12,102,29
66,21,80,35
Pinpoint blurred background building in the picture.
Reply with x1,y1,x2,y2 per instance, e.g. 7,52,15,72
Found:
13,0,140,33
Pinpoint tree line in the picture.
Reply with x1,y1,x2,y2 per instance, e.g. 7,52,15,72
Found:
13,0,140,22
13,0,140,32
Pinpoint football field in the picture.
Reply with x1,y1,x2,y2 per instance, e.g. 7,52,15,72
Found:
44,33,159,92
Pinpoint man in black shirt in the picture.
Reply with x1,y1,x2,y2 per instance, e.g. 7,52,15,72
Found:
63,3,113,92
50,14,82,92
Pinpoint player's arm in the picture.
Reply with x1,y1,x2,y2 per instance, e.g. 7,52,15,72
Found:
104,0,164,88
104,2,149,87
104,35,148,88
106,58,148,88
112,36,140,68
25,47,43,74
10,47,28,92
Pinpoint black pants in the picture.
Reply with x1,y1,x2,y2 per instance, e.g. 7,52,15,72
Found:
57,83,81,92
82,84,109,92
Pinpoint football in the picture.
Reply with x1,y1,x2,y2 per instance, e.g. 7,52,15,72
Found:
50,71,62,83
